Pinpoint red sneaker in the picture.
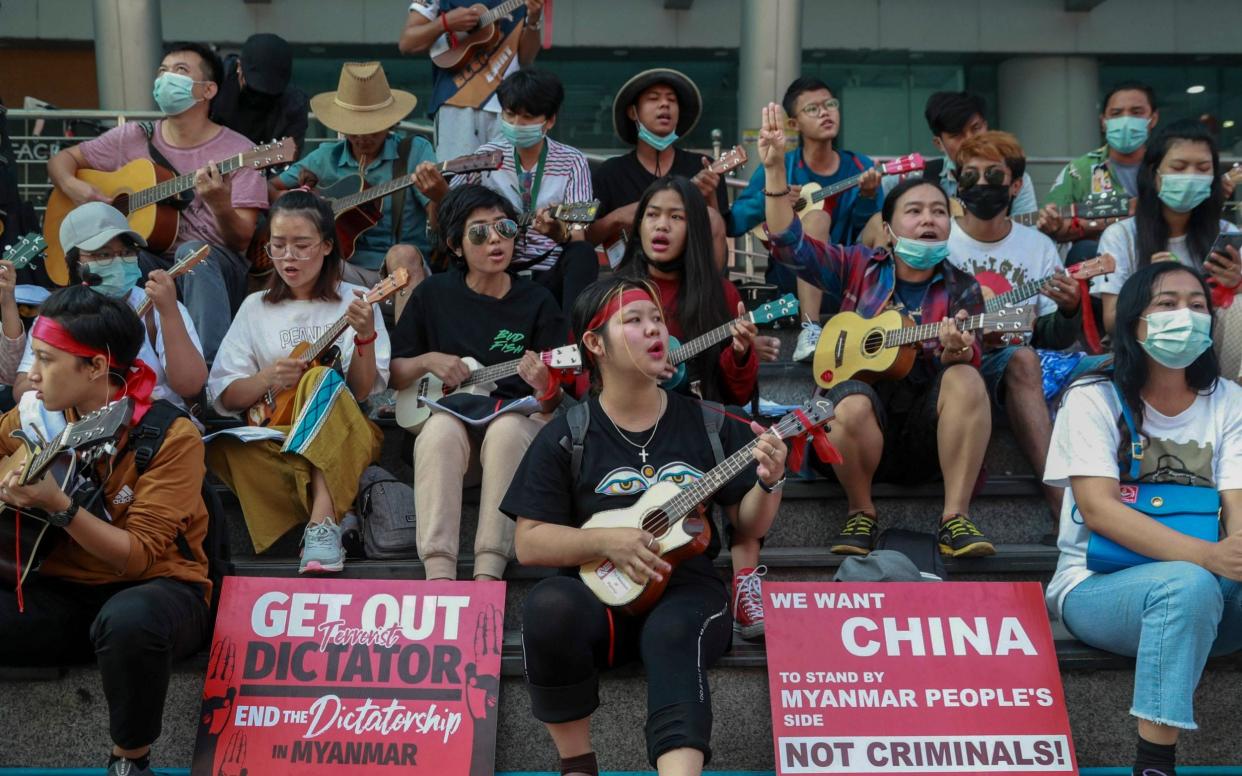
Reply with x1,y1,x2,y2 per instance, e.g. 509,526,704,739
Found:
732,566,767,641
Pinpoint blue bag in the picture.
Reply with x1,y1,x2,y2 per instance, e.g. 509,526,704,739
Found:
1073,383,1221,574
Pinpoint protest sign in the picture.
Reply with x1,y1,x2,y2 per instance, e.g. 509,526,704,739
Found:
765,581,1076,774
191,577,505,776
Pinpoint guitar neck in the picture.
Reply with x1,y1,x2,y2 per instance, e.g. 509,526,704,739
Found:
669,316,747,366
479,0,526,26
460,356,524,388
986,276,1049,312
127,152,248,212
883,313,987,348
661,414,805,523
331,159,468,214
25,427,69,484
302,315,352,365
809,171,864,204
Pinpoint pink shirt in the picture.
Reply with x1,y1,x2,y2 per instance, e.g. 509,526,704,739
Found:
78,120,268,254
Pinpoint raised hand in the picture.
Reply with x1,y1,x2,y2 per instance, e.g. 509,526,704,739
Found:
758,102,789,168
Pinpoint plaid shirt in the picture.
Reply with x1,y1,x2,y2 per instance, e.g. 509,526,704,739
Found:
768,217,985,371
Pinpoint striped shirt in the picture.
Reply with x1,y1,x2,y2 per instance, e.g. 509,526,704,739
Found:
452,138,594,272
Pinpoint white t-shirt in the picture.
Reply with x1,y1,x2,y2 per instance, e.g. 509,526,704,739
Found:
1044,379,1242,620
20,287,203,413
207,283,391,415
948,220,1063,319
1091,217,1240,297
411,0,519,114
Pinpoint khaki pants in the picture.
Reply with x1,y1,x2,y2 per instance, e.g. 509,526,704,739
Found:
413,411,544,579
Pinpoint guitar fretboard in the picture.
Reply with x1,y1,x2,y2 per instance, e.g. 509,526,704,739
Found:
25,425,69,483
459,357,525,388
882,313,989,348
1011,205,1126,228
986,277,1051,312
330,159,470,214
126,153,247,212
669,317,746,366
660,414,807,523
480,0,526,27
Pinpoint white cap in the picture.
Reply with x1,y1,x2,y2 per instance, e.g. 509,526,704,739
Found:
59,202,147,253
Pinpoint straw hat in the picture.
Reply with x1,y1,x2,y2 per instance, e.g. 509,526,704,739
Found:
310,62,418,136
612,68,702,145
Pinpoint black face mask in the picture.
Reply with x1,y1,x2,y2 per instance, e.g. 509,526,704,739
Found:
958,184,1012,220
644,252,685,274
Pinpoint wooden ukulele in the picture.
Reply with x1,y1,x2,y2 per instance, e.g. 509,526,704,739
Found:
579,399,834,614
662,294,799,390
812,305,1036,389
750,153,925,239
395,344,582,433
429,0,527,71
43,137,294,286
133,244,210,317
246,269,411,427
1,233,47,271
981,253,1117,313
0,398,135,590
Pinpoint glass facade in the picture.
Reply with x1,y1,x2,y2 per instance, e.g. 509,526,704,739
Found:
1099,61,1242,156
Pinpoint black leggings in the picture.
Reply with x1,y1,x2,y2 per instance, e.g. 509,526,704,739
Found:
521,571,732,766
0,576,209,749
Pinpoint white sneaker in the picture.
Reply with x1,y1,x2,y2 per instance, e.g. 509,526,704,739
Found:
300,519,345,574
792,321,822,362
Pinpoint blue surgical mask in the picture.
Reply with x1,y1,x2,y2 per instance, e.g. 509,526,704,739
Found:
499,117,546,149
1104,116,1149,154
637,121,678,151
1140,308,1213,368
1158,173,1213,213
153,72,202,116
889,227,949,271
88,256,142,298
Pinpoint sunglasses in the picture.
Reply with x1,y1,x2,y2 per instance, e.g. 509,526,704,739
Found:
955,166,1009,190
465,219,520,245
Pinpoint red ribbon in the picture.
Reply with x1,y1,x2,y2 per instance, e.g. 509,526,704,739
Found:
538,366,575,402
785,408,842,471
1078,277,1104,355
441,12,458,48
1210,278,1238,310
32,317,157,422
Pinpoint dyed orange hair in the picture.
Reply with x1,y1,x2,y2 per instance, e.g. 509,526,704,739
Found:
954,130,1027,181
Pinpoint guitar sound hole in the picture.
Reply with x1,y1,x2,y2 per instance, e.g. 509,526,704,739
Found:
111,192,130,213
642,510,671,539
861,329,884,356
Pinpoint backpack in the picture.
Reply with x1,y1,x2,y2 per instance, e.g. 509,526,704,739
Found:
561,399,726,483
128,400,231,613
355,465,418,560
874,528,946,581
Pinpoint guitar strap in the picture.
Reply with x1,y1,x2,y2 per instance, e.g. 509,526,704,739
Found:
139,123,194,211
390,134,415,247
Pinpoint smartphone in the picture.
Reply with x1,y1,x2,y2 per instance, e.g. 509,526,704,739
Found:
1209,232,1242,256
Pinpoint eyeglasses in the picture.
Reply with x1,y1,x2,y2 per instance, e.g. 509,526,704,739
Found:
799,98,840,118
465,219,520,245
78,250,136,267
955,167,1009,190
264,241,323,262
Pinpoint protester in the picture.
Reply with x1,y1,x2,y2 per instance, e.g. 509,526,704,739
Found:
210,33,309,155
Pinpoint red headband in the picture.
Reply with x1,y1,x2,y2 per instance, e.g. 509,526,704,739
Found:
32,316,157,422
586,288,659,332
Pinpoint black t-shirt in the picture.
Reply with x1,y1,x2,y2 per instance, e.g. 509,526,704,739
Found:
393,268,566,399
500,390,758,579
592,148,730,221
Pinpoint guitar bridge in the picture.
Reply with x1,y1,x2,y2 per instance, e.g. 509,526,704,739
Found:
834,330,846,367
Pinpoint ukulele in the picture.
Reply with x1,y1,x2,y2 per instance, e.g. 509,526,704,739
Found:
246,269,411,427
516,200,601,231
429,0,528,71
133,244,210,317
602,146,749,266
579,399,834,615
395,344,582,433
1,233,47,271
981,253,1117,313
662,294,799,390
43,137,295,286
812,305,1036,389
750,153,925,240
1007,190,1131,231
0,397,135,590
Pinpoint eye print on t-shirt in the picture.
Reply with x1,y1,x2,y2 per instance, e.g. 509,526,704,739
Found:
595,462,705,496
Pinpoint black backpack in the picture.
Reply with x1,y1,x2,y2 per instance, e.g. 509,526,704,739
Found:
128,400,231,614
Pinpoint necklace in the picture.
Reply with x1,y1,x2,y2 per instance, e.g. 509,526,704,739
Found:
601,391,665,464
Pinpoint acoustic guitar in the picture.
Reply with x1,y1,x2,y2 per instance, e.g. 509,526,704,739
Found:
429,0,527,71
579,398,834,615
812,305,1036,389
1,233,47,271
246,269,411,427
750,153,925,240
395,344,582,433
662,294,798,390
0,397,135,590
43,137,295,286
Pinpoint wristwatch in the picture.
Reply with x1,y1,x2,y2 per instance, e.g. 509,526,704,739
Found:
46,492,79,528
758,475,786,494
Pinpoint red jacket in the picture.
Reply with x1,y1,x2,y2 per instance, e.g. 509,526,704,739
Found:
651,275,758,405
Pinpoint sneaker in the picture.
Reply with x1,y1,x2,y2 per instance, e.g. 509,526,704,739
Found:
831,512,878,555
107,759,154,776
300,519,346,574
732,566,767,641
792,321,822,362
938,514,996,558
